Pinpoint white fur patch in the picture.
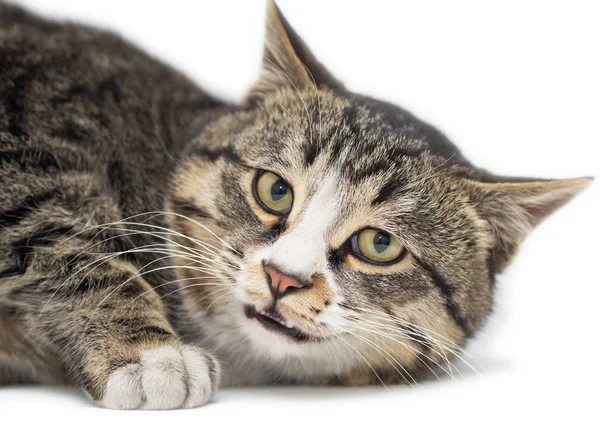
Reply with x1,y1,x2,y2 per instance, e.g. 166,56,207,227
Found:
233,173,352,358
100,363,143,410
266,173,340,278
99,345,216,410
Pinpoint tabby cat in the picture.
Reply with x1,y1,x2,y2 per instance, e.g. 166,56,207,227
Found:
0,1,591,409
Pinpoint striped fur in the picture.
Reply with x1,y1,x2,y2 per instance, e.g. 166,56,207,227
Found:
0,1,590,408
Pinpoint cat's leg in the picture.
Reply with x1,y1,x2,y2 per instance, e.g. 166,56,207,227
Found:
0,171,219,409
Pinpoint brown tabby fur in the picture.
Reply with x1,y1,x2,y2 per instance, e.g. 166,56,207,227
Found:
0,1,590,408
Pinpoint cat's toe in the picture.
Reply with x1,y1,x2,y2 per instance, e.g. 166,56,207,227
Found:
100,362,144,409
179,345,220,409
99,345,219,410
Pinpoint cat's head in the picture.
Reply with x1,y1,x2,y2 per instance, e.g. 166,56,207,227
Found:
166,1,590,383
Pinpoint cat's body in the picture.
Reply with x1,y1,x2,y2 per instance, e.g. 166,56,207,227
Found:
0,2,590,409
0,3,222,387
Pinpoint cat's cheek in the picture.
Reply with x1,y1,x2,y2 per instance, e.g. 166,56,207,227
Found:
234,257,273,307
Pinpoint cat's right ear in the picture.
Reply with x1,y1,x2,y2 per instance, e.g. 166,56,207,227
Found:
242,0,343,108
467,176,592,273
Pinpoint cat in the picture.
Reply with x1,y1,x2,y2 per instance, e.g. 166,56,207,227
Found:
0,0,591,410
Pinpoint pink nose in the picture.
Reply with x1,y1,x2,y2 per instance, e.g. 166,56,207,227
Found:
264,264,309,300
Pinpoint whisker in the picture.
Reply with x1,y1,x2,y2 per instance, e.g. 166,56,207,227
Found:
117,275,231,309
342,328,419,386
202,289,238,316
298,59,323,153
347,305,467,354
347,322,451,381
263,56,314,144
46,244,224,310
114,277,233,326
83,262,231,333
253,92,300,125
64,210,236,260
326,331,389,390
347,305,479,374
413,153,457,184
61,223,232,275
347,316,457,374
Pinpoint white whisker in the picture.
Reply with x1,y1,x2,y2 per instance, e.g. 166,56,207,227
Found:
342,328,419,386
264,56,314,144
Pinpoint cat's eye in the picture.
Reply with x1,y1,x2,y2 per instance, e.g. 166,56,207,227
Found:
349,229,406,265
253,170,293,215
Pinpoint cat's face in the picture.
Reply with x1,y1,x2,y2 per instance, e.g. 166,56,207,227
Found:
166,2,589,383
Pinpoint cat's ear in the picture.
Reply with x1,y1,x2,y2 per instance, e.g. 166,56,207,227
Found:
468,177,592,272
243,0,343,107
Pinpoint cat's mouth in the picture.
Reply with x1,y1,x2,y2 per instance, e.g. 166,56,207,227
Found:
244,305,311,342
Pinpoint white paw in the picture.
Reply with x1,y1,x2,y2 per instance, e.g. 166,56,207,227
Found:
100,345,219,410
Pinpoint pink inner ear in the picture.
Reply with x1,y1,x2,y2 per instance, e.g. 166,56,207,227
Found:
521,193,574,226
465,177,592,270
510,178,592,227
243,0,342,108
474,177,592,231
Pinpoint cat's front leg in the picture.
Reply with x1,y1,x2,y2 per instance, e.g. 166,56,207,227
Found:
45,268,221,409
0,183,220,409
7,248,221,409
30,271,221,410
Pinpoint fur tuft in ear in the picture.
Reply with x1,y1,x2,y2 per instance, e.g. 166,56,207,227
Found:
469,177,593,272
243,0,342,107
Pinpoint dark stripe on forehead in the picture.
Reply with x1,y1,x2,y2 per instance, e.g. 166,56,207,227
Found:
372,180,396,205
323,105,361,166
415,257,471,336
341,104,361,136
189,144,242,164
345,158,392,183
304,139,321,166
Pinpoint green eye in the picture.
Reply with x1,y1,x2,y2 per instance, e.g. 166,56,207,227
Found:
350,229,406,264
253,170,293,215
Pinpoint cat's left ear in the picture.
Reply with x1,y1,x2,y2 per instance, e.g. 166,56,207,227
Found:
467,176,592,272
243,0,343,107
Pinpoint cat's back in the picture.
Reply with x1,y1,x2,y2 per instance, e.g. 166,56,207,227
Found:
0,2,221,215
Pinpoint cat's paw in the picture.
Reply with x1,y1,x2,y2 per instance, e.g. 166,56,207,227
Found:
99,345,219,410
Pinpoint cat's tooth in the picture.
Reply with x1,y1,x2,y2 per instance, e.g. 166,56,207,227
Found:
285,320,294,329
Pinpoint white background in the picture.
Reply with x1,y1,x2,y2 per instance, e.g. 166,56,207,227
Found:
2,0,599,444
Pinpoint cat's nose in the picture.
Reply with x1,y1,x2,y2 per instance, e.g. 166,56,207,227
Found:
264,263,310,301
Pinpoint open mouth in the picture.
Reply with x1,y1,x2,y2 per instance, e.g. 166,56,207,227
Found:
244,305,311,342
